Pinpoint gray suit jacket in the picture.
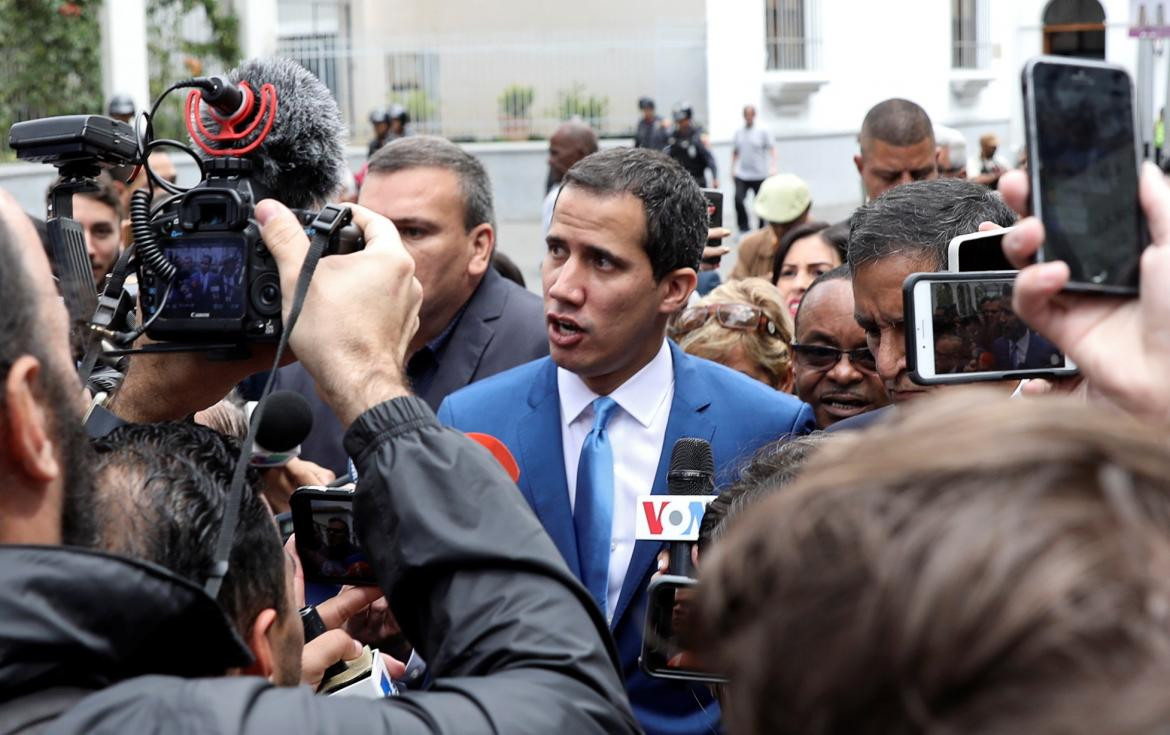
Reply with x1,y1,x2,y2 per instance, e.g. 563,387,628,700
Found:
274,267,548,475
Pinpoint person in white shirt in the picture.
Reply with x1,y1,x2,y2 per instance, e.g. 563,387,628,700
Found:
731,105,777,233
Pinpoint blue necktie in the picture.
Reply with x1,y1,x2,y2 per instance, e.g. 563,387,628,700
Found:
574,396,619,615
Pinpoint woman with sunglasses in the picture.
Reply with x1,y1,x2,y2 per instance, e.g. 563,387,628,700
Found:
673,278,794,392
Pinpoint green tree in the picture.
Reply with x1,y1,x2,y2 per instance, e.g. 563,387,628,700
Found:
147,0,241,142
0,0,104,160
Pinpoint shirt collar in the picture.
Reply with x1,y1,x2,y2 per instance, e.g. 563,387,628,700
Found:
557,340,673,428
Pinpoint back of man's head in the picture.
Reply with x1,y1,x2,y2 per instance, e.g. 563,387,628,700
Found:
91,422,291,658
700,390,1170,735
848,178,1016,271
560,147,706,279
859,98,935,153
367,135,496,231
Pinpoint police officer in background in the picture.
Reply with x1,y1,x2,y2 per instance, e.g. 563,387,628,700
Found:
634,97,669,150
665,103,718,188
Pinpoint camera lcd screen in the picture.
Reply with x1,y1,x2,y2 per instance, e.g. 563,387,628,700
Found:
160,240,246,319
641,576,725,683
295,497,374,585
928,279,1066,374
1032,62,1142,288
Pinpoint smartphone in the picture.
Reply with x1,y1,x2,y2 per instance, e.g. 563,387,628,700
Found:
290,486,376,586
640,575,727,684
701,188,723,255
947,227,1015,273
1022,56,1145,294
903,271,1078,384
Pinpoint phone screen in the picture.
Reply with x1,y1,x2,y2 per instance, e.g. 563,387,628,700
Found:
641,576,726,683
926,278,1066,375
1031,61,1142,289
292,490,376,586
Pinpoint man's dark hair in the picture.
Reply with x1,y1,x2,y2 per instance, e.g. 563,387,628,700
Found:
793,263,853,335
91,422,286,636
698,434,828,557
771,220,832,284
367,135,496,231
848,178,1016,271
859,98,935,151
559,147,706,279
48,172,124,222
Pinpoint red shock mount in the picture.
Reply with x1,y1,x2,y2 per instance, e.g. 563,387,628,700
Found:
185,82,278,156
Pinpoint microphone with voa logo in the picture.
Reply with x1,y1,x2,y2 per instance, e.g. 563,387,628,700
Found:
665,438,715,578
249,390,314,468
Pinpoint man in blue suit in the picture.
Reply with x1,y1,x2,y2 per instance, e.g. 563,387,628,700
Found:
439,148,815,735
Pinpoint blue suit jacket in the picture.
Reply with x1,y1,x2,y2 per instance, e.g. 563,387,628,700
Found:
438,342,816,735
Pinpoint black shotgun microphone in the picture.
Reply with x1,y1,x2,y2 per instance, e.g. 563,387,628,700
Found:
665,438,714,578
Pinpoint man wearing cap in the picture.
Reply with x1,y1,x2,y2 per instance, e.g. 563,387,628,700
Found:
664,104,718,188
731,105,777,233
634,97,669,150
730,173,812,280
107,94,135,124
971,133,1010,188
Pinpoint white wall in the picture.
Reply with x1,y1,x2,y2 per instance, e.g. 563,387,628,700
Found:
703,0,1160,217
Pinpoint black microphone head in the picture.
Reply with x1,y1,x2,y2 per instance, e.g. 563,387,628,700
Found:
667,437,714,495
255,390,314,452
197,57,346,209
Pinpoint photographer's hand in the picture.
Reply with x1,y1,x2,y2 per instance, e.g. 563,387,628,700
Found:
1000,163,1170,421
257,200,422,427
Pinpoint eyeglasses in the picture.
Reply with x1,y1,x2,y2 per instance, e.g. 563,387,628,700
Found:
789,342,877,373
671,303,781,339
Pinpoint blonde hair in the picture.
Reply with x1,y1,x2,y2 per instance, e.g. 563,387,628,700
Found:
677,278,792,388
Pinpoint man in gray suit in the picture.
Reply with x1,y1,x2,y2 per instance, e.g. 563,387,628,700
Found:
275,136,547,474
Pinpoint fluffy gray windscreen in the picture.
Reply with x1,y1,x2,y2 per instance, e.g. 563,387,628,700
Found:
196,57,347,209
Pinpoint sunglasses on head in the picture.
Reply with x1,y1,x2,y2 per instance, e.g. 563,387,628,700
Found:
671,303,781,339
789,342,877,373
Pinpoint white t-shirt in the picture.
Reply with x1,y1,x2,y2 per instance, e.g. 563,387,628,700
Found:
733,125,773,180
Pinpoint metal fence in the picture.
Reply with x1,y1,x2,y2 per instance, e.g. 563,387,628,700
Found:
278,31,709,143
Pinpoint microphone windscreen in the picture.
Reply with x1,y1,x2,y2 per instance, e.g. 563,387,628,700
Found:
667,437,714,495
255,390,314,452
198,57,346,209
467,432,521,483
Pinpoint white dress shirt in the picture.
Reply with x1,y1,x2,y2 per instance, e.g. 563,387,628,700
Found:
558,340,674,622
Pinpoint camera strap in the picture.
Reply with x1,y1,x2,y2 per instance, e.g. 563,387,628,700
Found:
204,205,354,599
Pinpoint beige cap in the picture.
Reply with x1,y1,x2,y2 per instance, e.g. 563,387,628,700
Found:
753,173,812,224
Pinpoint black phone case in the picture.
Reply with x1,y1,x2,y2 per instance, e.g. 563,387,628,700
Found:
1021,57,1145,295
290,486,377,586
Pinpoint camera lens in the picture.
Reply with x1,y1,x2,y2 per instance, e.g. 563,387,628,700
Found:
251,272,281,317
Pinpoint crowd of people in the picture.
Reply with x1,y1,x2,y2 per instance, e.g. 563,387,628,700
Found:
6,57,1170,735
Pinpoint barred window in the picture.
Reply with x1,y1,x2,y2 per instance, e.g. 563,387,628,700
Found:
953,0,991,69
765,0,821,71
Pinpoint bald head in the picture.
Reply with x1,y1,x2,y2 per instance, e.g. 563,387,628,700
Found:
854,99,939,200
549,121,600,179
859,99,935,152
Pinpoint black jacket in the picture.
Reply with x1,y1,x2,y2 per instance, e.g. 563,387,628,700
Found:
7,397,638,734
275,267,548,475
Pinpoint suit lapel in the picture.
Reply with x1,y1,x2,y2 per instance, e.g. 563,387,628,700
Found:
516,359,582,579
610,344,713,630
421,271,506,407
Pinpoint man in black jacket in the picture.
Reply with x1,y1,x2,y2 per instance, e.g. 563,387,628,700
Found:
272,136,547,475
0,189,637,734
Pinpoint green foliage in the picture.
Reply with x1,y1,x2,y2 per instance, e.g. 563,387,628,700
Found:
0,0,104,160
497,84,534,119
147,0,241,142
554,82,609,130
390,89,435,127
